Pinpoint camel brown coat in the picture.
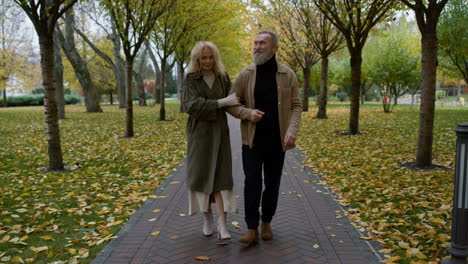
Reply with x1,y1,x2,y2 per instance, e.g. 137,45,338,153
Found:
226,62,302,151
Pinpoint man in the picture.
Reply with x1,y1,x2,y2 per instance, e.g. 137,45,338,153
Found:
227,30,302,244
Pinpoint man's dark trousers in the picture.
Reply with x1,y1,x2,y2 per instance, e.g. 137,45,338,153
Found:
242,144,285,230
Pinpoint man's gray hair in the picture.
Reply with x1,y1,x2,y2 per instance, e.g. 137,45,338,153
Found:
258,30,278,46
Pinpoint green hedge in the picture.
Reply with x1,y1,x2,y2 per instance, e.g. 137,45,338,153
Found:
0,94,81,107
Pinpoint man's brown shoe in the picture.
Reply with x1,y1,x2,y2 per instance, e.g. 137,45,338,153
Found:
260,222,273,240
238,229,259,245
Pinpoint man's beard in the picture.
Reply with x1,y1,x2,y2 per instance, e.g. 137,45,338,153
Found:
253,49,274,65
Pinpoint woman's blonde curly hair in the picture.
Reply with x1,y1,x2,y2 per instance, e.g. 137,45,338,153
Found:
186,41,226,76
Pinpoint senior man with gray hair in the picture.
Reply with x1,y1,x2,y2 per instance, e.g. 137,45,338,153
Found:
227,30,302,245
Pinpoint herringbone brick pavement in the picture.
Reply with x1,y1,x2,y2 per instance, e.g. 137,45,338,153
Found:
91,115,383,264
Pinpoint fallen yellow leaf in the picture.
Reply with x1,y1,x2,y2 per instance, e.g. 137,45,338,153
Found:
194,256,210,261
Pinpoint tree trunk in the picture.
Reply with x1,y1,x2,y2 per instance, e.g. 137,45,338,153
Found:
159,58,166,120
457,77,461,99
316,56,329,119
145,43,162,104
111,22,126,109
411,93,415,109
302,66,310,112
416,32,438,167
177,60,184,99
136,50,147,106
53,30,65,119
39,34,64,171
58,10,102,113
349,49,362,134
109,90,113,105
125,58,134,137
177,60,185,112
74,26,120,110
2,87,6,107
135,72,146,106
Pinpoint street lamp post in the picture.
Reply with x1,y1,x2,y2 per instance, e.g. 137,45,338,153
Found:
443,123,468,264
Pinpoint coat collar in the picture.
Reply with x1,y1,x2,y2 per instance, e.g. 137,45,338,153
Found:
188,71,223,80
245,60,288,73
189,72,204,80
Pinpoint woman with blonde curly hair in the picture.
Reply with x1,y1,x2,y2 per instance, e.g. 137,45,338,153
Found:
182,41,239,240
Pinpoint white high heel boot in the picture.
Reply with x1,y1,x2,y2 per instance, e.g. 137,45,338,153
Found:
203,210,213,236
217,212,231,240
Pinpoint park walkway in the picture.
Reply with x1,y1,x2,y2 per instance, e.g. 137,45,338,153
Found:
92,116,383,264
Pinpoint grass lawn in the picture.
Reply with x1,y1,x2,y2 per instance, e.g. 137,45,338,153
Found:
0,104,186,263
0,101,467,263
299,103,468,263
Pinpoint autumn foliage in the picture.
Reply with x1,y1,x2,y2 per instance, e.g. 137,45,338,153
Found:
300,104,468,263
0,105,186,263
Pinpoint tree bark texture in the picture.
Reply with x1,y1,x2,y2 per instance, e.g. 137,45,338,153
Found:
316,56,329,119
109,90,113,105
58,10,102,113
134,71,146,106
349,49,362,134
53,30,65,119
177,60,185,112
145,43,162,104
125,59,134,137
416,32,438,167
74,25,124,110
112,23,126,109
39,34,64,171
135,50,147,106
177,61,184,98
159,58,166,120
302,66,311,112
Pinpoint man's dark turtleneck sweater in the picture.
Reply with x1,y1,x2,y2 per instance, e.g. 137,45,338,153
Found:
253,54,282,152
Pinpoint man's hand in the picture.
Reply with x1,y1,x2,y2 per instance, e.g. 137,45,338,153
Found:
284,133,296,148
249,109,264,122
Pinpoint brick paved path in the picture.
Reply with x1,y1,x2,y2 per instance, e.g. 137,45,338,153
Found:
92,116,383,264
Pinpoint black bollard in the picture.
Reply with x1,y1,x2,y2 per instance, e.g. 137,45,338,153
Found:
443,123,468,264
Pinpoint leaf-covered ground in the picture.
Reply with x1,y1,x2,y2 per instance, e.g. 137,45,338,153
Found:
299,104,468,263
0,105,186,263
1,103,467,263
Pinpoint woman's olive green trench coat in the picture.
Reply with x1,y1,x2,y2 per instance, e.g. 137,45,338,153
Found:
182,72,233,193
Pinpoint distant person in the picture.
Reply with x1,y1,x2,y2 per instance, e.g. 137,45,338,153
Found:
227,30,302,245
182,41,239,240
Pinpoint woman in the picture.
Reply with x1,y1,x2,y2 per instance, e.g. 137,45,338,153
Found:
182,41,238,240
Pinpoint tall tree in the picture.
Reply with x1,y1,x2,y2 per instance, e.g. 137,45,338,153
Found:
314,0,396,134
365,20,420,112
400,0,449,167
73,23,126,108
173,0,249,108
268,0,320,112
53,28,65,119
150,0,233,120
437,0,467,84
56,8,102,112
145,41,162,104
134,49,147,106
101,0,174,137
0,0,28,107
294,0,344,118
13,0,78,171
78,2,126,108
